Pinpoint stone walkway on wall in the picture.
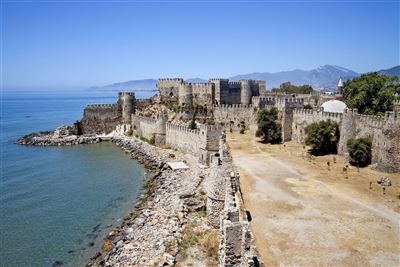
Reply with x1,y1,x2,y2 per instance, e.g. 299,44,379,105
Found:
227,132,400,267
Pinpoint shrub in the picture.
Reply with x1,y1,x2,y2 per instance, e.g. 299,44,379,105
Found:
189,111,197,130
305,119,339,155
256,107,282,144
149,136,155,145
239,128,245,134
347,137,372,167
125,128,133,136
303,104,313,109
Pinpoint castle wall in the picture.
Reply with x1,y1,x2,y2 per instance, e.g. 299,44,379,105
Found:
156,78,183,103
166,123,204,155
209,79,229,105
80,104,121,134
192,83,214,107
338,109,400,173
131,114,157,140
220,82,241,105
213,104,256,132
291,108,343,144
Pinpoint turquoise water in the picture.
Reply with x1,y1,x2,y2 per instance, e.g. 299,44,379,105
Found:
1,91,151,266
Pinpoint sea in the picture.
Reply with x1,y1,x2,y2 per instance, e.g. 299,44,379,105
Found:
1,90,152,267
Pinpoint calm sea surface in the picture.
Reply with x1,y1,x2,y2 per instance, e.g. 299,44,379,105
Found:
1,90,151,267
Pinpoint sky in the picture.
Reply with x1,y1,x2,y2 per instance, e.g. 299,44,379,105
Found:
2,0,399,90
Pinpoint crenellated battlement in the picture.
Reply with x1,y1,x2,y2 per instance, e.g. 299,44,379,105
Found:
344,108,399,125
166,122,201,135
157,78,184,82
209,78,229,82
213,104,253,109
293,108,343,121
85,103,118,109
228,81,241,86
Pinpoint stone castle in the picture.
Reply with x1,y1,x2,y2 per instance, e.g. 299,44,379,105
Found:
78,78,399,173
156,78,266,107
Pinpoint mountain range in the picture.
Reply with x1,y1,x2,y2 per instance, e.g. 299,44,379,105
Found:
88,65,400,92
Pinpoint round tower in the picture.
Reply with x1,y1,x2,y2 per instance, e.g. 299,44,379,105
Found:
155,112,167,145
240,80,252,105
179,83,193,107
118,92,135,124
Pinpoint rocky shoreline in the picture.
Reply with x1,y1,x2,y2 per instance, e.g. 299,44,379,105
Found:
87,134,206,266
15,125,103,146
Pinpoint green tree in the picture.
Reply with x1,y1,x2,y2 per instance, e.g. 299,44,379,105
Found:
343,72,400,115
271,82,314,94
256,107,282,144
347,137,372,167
305,120,339,155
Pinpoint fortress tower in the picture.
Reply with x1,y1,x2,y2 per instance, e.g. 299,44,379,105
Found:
179,83,193,107
118,92,135,124
155,112,168,145
240,80,252,105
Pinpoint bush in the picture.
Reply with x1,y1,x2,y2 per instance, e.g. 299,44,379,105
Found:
305,119,339,155
149,136,155,145
256,107,282,144
125,128,133,136
303,104,313,109
239,128,245,134
347,137,372,167
189,111,197,130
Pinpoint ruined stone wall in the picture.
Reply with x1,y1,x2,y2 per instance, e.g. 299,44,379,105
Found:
131,114,157,140
209,79,230,105
80,104,121,134
213,104,256,132
166,123,220,165
156,78,183,103
263,92,335,107
165,123,204,155
191,83,215,107
214,134,264,267
80,92,136,135
291,108,343,144
221,82,241,104
338,109,400,173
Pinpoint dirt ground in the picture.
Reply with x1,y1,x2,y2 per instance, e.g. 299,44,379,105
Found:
227,132,400,267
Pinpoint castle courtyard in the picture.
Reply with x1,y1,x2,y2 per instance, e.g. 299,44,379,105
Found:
227,132,400,266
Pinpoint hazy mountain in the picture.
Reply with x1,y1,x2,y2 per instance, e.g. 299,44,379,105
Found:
378,66,400,78
230,65,359,91
88,65,399,93
88,79,158,92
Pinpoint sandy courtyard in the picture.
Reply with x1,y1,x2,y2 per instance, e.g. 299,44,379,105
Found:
227,132,400,267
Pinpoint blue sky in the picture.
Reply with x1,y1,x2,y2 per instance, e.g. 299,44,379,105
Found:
2,0,399,90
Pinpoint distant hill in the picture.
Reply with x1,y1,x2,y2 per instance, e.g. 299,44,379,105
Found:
88,65,399,92
88,79,158,92
230,65,359,91
378,66,400,78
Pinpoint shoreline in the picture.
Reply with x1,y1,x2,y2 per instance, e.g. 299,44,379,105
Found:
86,134,201,266
15,127,263,266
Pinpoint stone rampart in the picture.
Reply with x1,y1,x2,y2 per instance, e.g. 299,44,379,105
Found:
291,108,343,144
214,134,264,266
166,122,203,154
213,104,256,132
131,114,157,139
81,104,120,134
338,109,400,173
